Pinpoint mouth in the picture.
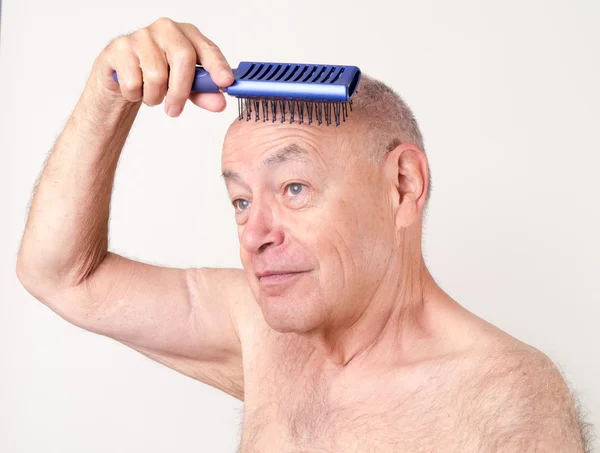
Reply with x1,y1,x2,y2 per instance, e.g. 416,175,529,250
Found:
257,270,309,285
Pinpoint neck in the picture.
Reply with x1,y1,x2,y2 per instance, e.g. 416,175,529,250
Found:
303,234,447,370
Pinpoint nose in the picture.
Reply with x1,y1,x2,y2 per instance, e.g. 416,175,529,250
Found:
240,200,284,254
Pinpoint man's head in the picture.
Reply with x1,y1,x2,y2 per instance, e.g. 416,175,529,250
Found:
221,75,431,336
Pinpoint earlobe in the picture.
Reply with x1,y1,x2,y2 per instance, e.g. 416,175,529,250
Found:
395,193,418,230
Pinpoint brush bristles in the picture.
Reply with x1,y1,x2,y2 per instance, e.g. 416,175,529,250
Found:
237,98,353,126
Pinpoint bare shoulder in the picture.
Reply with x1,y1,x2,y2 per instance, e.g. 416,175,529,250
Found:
460,342,593,452
219,267,271,351
424,301,594,451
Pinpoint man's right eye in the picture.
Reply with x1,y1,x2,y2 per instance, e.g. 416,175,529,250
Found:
233,199,251,212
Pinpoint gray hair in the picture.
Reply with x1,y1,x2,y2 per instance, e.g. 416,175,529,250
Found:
351,74,432,210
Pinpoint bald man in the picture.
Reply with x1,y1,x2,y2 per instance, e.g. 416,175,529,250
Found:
16,18,590,452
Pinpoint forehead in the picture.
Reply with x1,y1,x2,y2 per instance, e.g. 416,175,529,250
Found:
221,115,355,172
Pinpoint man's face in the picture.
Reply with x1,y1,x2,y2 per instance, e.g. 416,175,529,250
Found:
222,118,397,334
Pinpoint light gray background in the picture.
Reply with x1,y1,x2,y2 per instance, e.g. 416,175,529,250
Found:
1,0,599,452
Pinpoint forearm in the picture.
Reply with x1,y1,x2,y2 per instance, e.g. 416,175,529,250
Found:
16,18,234,300
17,77,141,293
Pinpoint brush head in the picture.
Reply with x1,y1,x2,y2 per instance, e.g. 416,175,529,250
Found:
236,98,354,127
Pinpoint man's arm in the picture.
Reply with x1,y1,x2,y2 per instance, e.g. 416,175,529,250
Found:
16,18,247,400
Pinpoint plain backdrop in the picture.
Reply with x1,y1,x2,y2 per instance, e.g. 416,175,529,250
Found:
1,0,599,452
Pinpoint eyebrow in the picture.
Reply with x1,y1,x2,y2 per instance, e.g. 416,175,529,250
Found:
221,144,312,182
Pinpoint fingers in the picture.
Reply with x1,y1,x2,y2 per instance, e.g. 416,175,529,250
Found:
179,23,234,87
105,37,143,102
98,17,233,117
149,18,197,117
188,92,227,112
130,28,168,107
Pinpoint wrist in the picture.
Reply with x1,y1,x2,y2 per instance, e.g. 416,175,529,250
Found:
71,76,141,139
82,74,139,114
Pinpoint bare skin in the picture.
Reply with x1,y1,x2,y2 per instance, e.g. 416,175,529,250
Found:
16,17,587,453
222,117,584,451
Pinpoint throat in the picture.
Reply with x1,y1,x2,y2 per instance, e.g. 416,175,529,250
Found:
302,293,433,370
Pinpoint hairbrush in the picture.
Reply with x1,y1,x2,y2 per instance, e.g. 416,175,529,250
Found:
113,61,361,126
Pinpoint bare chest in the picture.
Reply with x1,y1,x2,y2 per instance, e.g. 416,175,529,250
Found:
237,334,492,453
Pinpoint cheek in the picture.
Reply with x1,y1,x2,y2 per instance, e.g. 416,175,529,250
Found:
328,191,392,269
239,243,253,272
300,199,363,275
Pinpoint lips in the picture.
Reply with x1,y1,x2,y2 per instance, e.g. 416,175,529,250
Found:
257,271,308,287
256,270,308,280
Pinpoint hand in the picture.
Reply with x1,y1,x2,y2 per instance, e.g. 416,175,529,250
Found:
90,17,234,117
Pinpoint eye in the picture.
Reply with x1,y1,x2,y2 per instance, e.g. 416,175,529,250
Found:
232,199,251,213
285,183,305,196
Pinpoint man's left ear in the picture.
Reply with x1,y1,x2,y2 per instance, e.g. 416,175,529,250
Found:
383,143,429,229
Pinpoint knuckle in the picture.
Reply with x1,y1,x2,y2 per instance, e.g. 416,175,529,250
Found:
122,79,142,93
153,16,175,29
133,27,152,41
144,68,166,84
110,36,131,52
180,22,199,33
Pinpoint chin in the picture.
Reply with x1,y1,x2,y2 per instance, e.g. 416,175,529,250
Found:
248,270,327,333
258,293,323,334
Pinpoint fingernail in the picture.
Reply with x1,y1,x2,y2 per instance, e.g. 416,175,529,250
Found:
167,105,182,117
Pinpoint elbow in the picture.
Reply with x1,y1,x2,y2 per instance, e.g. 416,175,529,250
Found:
16,237,108,306
15,253,99,330
16,246,105,301
15,250,73,303
16,230,109,294
16,251,35,290
16,252,51,302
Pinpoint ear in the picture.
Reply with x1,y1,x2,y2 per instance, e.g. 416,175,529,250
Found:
383,143,429,230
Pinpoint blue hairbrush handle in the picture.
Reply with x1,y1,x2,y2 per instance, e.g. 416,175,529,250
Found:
112,67,224,93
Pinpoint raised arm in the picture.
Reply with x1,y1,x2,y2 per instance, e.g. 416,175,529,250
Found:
16,18,247,401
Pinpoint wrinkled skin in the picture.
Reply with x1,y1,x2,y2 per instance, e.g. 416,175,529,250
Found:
221,113,448,368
